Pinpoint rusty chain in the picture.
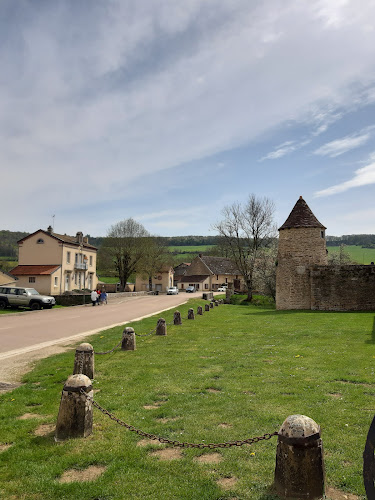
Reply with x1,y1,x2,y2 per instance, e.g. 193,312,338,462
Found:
94,339,123,355
134,326,158,337
81,389,278,449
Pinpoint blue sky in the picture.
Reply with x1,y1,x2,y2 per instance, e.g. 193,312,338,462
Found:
1,0,375,237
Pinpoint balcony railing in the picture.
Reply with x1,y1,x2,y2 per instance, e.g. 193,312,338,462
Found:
74,262,88,270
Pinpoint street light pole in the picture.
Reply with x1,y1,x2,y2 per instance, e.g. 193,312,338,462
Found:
83,255,88,305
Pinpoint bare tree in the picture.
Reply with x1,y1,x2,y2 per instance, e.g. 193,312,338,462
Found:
328,244,353,265
102,218,150,290
213,194,276,301
136,237,172,291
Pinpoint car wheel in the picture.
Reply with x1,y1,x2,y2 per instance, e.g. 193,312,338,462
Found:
43,305,53,309
0,300,7,310
31,302,41,311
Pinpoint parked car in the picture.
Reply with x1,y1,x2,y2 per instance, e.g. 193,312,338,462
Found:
217,287,227,292
0,286,56,310
185,286,196,293
166,286,179,295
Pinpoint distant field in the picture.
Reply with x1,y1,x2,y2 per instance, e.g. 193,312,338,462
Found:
327,245,375,264
168,245,216,253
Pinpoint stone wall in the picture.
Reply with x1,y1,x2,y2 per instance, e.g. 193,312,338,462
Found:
310,265,375,311
276,227,327,310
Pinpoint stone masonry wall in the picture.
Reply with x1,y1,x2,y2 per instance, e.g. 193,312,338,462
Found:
276,227,327,310
310,265,375,311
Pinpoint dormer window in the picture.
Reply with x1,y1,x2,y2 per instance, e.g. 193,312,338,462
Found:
37,238,44,244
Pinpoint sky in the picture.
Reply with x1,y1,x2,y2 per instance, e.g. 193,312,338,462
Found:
1,0,375,237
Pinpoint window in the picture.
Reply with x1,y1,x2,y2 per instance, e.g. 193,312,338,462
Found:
205,284,208,289
67,251,71,264
54,277,58,287
37,238,44,244
89,255,93,266
74,273,78,285
29,277,36,283
321,230,325,239
216,275,219,280
75,253,78,264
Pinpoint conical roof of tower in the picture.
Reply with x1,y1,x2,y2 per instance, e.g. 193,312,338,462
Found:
279,196,326,230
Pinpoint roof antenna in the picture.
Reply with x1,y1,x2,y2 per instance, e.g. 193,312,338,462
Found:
52,214,55,231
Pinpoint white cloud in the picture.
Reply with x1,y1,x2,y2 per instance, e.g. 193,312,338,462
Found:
314,157,375,197
314,132,371,157
1,0,375,232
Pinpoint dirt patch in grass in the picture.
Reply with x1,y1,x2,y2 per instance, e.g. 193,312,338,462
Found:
337,379,372,387
58,465,107,483
144,400,166,410
216,476,238,490
150,448,183,460
218,422,232,429
243,390,256,395
137,439,163,447
328,393,343,399
34,423,55,436
156,416,180,423
194,453,222,464
326,486,359,499
17,413,44,420
0,443,12,453
207,388,221,393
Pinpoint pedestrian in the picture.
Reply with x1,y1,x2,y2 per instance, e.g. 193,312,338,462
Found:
91,289,98,306
100,290,108,305
96,289,101,305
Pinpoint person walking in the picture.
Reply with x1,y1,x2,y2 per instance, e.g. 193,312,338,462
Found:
96,289,101,305
100,290,108,305
91,289,98,306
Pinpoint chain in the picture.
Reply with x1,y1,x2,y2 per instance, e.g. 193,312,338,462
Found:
94,339,123,355
134,326,158,337
81,390,278,449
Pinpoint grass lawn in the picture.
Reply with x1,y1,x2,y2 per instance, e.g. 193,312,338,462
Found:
168,245,216,253
327,245,375,264
0,298,373,499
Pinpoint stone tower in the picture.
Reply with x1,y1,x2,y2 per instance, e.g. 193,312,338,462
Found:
276,196,327,310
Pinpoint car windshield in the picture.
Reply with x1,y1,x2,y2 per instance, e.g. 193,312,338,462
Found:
27,288,40,295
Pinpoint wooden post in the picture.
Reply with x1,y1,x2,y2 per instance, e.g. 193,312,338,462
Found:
205,304,210,312
274,414,325,499
173,311,182,325
197,306,203,315
156,318,167,336
73,343,94,379
55,374,93,441
122,327,136,350
188,308,195,320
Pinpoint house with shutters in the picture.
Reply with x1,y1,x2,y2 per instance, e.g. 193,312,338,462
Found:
181,254,243,291
10,226,98,296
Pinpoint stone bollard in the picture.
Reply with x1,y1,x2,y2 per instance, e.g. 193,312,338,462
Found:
174,311,182,325
205,304,210,312
274,414,325,499
156,318,167,336
55,374,93,441
122,327,136,350
73,343,94,379
214,300,219,306
209,302,214,309
197,306,203,315
188,308,195,320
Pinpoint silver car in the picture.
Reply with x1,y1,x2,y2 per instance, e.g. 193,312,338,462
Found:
166,286,179,295
0,286,56,310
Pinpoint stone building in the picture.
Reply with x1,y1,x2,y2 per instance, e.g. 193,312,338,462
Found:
276,196,375,311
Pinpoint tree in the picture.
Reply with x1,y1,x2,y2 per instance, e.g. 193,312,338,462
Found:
328,244,353,265
213,194,276,301
102,218,150,290
254,241,278,300
136,237,171,291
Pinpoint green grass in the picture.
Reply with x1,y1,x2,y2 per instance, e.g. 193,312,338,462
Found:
168,245,216,253
327,245,375,264
0,299,373,499
97,276,119,284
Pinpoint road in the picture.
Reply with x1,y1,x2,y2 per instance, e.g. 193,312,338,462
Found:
0,292,201,359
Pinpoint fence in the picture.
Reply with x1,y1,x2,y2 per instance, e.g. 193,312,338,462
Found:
55,297,337,499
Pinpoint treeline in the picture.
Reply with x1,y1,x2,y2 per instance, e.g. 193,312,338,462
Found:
326,234,375,248
0,230,28,257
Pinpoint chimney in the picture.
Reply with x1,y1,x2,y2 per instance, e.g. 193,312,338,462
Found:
84,236,89,244
47,225,53,234
199,253,203,258
76,231,83,245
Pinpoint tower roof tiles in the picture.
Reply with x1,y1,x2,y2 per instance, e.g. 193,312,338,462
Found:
279,196,326,230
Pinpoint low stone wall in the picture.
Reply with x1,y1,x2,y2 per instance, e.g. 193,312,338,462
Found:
310,264,375,311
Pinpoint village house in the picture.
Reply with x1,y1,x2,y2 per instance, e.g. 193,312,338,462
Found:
135,266,174,293
0,269,17,287
10,226,98,296
181,254,243,291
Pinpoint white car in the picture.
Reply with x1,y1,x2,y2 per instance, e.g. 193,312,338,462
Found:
217,287,227,292
167,286,179,295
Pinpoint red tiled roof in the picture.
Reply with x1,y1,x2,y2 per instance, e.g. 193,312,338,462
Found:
10,265,61,275
17,230,97,250
279,196,326,230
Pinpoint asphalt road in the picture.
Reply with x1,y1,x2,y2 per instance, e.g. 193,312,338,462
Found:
0,292,201,359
